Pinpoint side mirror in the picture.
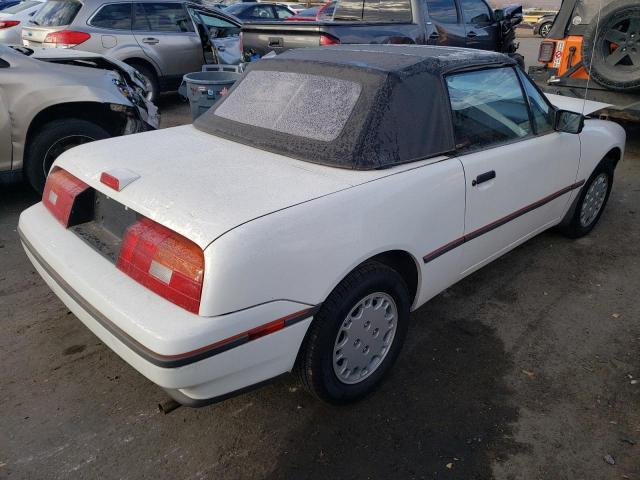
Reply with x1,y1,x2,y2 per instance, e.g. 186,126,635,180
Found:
495,9,504,21
555,109,584,134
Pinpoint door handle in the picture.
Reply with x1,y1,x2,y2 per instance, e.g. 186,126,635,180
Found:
268,37,283,48
142,37,159,44
428,32,440,40
217,45,226,51
466,31,478,38
472,170,496,186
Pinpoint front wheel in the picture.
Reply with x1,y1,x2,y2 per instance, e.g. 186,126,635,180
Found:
24,119,109,193
539,22,552,37
297,261,410,404
559,165,613,238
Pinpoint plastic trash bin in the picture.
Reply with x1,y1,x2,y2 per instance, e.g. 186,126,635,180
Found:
182,66,241,120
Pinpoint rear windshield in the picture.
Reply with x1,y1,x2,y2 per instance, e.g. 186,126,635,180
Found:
212,70,362,142
32,0,81,26
3,1,41,14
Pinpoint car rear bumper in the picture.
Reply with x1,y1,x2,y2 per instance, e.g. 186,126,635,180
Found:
18,203,316,404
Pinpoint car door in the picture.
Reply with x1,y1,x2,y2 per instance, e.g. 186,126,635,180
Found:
187,6,241,64
445,66,581,274
132,2,202,81
458,0,498,50
85,2,135,54
424,0,466,47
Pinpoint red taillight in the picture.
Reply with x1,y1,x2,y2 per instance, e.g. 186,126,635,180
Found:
0,20,20,29
538,40,555,63
319,33,340,46
117,218,205,314
43,30,90,47
42,168,91,227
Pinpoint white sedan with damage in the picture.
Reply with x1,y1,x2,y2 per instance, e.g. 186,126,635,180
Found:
19,45,626,407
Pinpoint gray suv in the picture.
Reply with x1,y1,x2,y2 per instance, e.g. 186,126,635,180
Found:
21,0,242,101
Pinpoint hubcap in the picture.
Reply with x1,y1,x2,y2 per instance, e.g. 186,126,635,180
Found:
541,23,551,37
579,173,608,227
42,135,95,177
332,292,397,385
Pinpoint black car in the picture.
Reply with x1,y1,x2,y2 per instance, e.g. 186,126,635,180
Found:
225,2,295,20
0,0,21,10
242,0,524,66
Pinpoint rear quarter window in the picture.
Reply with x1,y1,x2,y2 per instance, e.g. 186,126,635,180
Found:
90,3,132,30
213,70,362,142
32,0,82,27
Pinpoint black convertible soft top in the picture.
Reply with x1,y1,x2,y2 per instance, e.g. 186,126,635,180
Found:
194,45,515,170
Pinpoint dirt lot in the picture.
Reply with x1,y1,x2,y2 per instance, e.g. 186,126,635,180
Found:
2,35,640,479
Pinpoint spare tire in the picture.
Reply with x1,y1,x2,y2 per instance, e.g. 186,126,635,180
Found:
581,0,640,92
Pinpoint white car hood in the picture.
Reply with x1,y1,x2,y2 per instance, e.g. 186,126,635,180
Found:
54,125,403,249
546,93,611,116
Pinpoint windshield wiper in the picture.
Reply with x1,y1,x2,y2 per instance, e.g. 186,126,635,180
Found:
30,19,40,25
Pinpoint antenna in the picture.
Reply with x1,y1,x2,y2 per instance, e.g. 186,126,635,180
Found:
581,0,603,116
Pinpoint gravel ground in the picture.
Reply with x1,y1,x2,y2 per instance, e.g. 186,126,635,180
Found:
1,34,639,479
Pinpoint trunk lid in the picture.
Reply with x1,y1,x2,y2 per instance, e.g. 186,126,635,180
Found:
53,125,398,248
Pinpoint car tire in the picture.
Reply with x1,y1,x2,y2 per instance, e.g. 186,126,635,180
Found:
559,164,614,239
128,62,160,103
539,21,552,37
297,261,410,404
581,0,640,92
24,119,109,193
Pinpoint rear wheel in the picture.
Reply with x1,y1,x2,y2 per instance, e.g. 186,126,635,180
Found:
582,0,640,92
24,119,109,193
297,261,410,404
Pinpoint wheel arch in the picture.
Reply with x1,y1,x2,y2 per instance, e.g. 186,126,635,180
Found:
123,57,161,77
25,102,128,163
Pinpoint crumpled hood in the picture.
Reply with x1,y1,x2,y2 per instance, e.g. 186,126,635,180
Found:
53,125,396,249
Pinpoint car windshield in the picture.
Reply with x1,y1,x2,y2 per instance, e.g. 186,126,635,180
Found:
31,0,81,26
210,70,362,141
3,0,40,14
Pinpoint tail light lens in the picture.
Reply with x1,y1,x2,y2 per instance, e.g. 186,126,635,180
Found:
538,41,555,63
0,20,20,29
319,33,340,46
117,218,205,314
43,30,90,48
42,168,93,227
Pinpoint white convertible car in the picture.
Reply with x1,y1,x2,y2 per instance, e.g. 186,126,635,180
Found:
19,45,626,407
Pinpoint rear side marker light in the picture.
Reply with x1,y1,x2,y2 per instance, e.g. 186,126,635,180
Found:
0,20,20,29
43,30,91,47
319,33,340,46
117,218,205,314
100,168,140,192
538,41,555,63
42,168,93,227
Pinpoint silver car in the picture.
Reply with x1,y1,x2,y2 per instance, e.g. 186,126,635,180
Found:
0,44,158,192
21,0,242,101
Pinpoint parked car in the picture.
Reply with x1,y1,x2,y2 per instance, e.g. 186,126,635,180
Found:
225,2,294,20
0,44,157,192
279,2,305,14
21,0,242,101
0,0,43,44
529,0,640,122
242,0,525,67
0,0,21,11
18,45,625,407
286,1,334,21
533,13,554,37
